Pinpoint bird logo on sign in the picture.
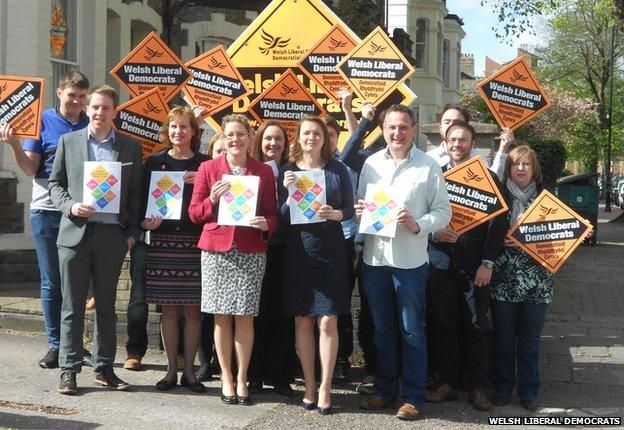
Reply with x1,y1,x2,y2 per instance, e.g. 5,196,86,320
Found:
0,83,6,98
208,57,227,70
144,46,164,61
510,69,528,83
143,100,163,115
538,205,558,220
280,83,298,97
328,37,347,52
463,168,483,183
368,42,386,55
259,29,290,55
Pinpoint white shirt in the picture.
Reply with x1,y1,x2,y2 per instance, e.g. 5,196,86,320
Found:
427,142,507,180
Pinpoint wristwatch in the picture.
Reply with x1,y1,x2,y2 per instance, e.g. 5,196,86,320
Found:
481,260,494,269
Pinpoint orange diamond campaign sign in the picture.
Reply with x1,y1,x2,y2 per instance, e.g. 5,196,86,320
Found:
476,56,552,130
248,68,326,142
0,75,45,139
443,156,509,234
182,45,251,116
114,88,169,161
298,24,358,104
507,190,593,273
110,31,191,101
336,26,415,106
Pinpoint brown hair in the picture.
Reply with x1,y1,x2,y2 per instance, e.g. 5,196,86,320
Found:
444,119,476,142
160,105,202,152
87,84,119,109
58,70,89,90
321,114,340,135
251,120,289,164
289,116,332,164
207,132,225,159
439,104,471,123
379,104,417,126
504,145,543,183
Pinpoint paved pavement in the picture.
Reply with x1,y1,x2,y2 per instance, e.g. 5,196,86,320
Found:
1,204,623,429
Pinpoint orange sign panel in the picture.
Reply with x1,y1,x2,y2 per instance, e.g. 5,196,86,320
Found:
336,26,415,106
476,56,552,130
507,190,593,273
298,24,358,104
114,88,169,161
443,156,509,234
248,68,326,143
110,31,191,101
0,75,45,139
182,45,251,116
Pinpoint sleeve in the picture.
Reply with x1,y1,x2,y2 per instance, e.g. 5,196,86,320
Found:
258,166,278,240
277,165,291,222
188,162,215,224
335,162,355,220
356,161,371,202
339,117,375,174
482,175,511,261
126,142,144,241
415,162,452,234
490,151,507,180
47,135,75,217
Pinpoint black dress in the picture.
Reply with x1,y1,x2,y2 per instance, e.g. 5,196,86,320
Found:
278,159,354,316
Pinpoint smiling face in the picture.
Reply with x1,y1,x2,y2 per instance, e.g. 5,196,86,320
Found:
298,120,324,156
86,93,116,135
223,121,250,158
261,125,285,162
510,154,534,189
383,111,417,159
168,114,192,150
439,108,466,139
57,85,88,121
444,124,474,165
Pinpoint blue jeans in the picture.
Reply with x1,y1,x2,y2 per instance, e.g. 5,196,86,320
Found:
491,299,548,400
29,209,62,348
362,263,428,407
126,241,148,357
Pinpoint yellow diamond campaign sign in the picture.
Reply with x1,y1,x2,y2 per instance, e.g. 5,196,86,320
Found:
110,31,191,101
336,26,415,106
507,190,593,273
443,156,509,234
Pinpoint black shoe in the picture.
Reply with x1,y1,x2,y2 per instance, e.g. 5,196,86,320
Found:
196,362,213,382
155,376,178,391
273,384,294,397
332,362,349,383
221,393,238,405
39,348,59,369
492,393,510,406
316,405,332,415
521,398,538,412
180,374,206,393
237,395,253,405
58,371,77,395
82,349,92,367
248,381,263,394
94,367,130,391
301,401,317,410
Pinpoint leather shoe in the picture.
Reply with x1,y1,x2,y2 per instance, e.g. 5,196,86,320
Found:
316,405,332,415
180,374,206,393
248,381,263,394
273,384,294,397
123,356,142,371
58,371,78,395
426,382,459,402
82,349,92,368
155,376,177,391
396,403,421,421
469,388,491,411
39,348,59,369
301,401,317,410
492,393,510,406
521,398,538,412
237,395,253,405
94,368,130,391
360,395,392,410
221,393,238,405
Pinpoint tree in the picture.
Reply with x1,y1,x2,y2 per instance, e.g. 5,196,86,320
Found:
330,0,381,38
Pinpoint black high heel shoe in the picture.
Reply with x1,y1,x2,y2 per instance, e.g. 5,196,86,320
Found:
155,375,177,391
316,405,332,415
180,374,206,393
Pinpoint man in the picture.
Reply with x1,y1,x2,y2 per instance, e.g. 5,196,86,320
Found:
48,85,143,395
0,70,92,368
356,104,452,420
425,120,508,411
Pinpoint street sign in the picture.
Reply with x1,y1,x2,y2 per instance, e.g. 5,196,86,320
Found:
336,26,415,106
0,75,45,139
443,156,508,234
110,31,191,102
114,88,170,161
507,190,593,273
476,56,552,130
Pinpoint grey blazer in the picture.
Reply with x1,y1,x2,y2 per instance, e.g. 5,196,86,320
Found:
48,127,143,247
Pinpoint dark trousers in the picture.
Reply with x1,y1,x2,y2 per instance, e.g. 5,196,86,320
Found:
248,244,295,386
337,237,356,367
428,266,490,390
126,241,148,358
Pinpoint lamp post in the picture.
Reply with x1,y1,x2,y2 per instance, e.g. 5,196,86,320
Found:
605,25,616,212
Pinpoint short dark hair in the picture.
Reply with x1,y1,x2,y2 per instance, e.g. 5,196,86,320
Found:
444,119,476,142
379,104,416,126
58,70,89,90
290,116,332,164
87,85,119,109
321,114,341,135
440,104,471,123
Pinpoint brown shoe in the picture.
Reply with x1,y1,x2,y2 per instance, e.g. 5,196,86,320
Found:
469,388,491,411
123,356,142,371
425,382,459,402
359,395,392,410
94,368,130,391
396,403,421,421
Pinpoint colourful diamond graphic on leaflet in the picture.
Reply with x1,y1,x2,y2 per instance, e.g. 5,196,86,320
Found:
170,183,181,194
156,175,174,190
104,190,116,201
155,196,166,207
229,179,247,196
232,211,243,221
303,207,316,219
292,189,304,202
387,200,397,209
309,200,322,212
99,181,111,192
91,188,104,199
152,188,164,199
91,165,109,182
223,192,235,203
228,201,239,212
295,175,314,193
235,195,247,205
243,189,254,199
371,212,380,222
241,205,251,215
378,205,389,216
311,183,323,195
303,191,316,203
297,200,309,211
373,221,385,231
96,197,109,208
159,205,168,216
367,202,378,212
87,179,99,190
106,175,118,186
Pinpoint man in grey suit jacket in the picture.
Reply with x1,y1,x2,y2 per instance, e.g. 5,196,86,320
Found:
49,84,143,395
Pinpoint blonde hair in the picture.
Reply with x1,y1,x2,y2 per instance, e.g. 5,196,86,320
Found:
160,105,202,151
504,145,543,183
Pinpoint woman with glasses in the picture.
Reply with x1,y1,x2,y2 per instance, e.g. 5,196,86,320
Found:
490,145,554,412
189,114,278,405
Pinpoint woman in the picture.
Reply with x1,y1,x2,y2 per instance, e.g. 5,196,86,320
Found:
278,116,354,414
207,132,226,159
188,114,278,406
247,121,295,397
142,106,209,392
490,145,554,412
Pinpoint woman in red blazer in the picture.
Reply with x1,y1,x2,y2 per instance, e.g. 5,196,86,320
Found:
188,114,277,406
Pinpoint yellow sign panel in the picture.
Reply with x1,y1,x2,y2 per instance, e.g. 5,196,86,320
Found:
507,190,593,273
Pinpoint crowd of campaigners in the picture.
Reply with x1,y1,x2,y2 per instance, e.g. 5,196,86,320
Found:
1,70,556,421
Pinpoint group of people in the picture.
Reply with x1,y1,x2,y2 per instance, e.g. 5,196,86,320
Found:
1,70,556,421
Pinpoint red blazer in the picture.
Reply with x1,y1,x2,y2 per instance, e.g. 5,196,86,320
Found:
188,154,278,253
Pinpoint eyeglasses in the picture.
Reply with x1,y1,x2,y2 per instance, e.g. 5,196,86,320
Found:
447,137,471,144
225,132,248,140
512,162,533,169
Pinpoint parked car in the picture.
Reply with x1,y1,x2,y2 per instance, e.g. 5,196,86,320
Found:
616,180,624,209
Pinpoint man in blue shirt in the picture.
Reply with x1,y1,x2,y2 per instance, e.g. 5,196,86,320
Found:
0,70,90,369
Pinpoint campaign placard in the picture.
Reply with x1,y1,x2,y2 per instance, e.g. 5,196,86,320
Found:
110,31,191,101
248,68,326,143
336,26,415,106
443,156,509,234
114,88,169,161
182,45,251,116
507,190,593,273
476,56,552,130
298,24,358,104
0,75,45,139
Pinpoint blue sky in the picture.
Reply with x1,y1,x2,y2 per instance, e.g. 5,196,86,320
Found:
446,0,542,76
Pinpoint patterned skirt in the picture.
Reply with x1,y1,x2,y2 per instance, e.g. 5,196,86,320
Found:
201,243,266,316
146,233,202,305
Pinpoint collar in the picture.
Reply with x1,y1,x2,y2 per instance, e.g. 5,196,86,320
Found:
55,106,88,125
384,143,415,162
88,127,116,143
